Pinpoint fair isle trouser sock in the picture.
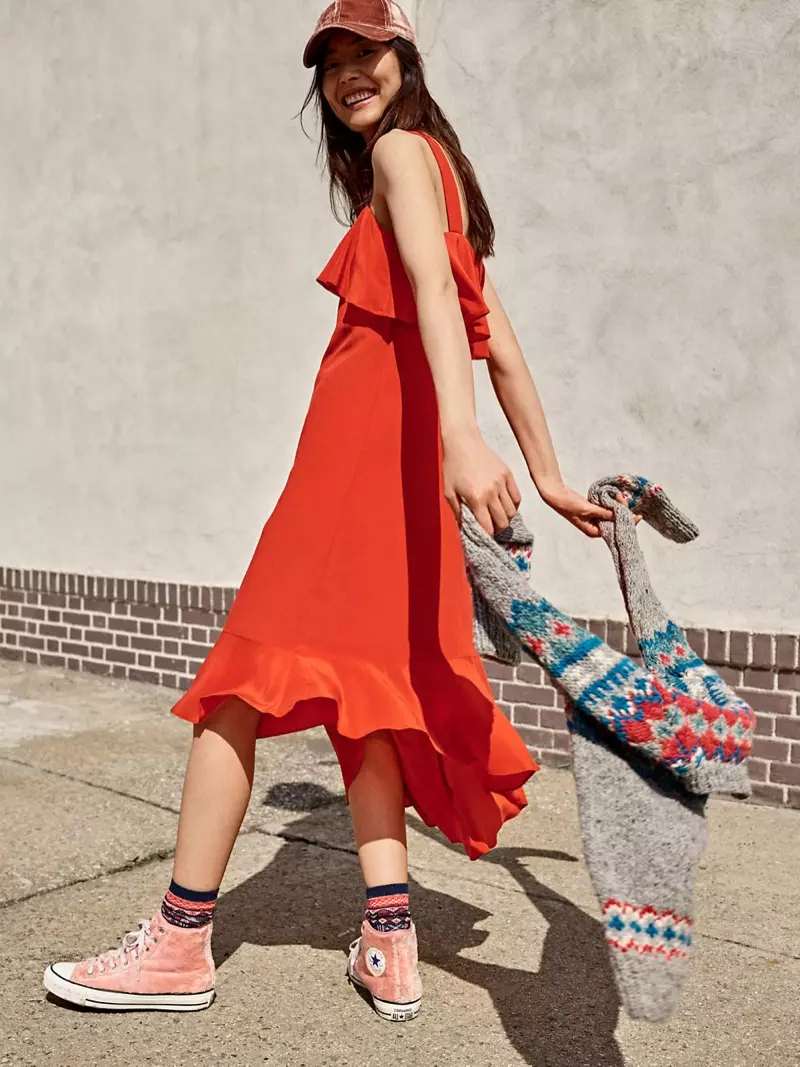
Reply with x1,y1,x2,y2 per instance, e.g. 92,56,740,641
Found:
161,880,218,929
366,884,411,933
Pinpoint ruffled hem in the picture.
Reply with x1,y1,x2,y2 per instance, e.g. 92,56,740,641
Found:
317,208,491,361
171,630,537,859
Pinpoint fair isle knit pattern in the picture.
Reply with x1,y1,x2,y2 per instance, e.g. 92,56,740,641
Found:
461,485,754,794
459,475,754,1021
603,901,692,961
366,884,411,933
161,881,218,930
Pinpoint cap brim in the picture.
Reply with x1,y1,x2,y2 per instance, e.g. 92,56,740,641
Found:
303,23,397,68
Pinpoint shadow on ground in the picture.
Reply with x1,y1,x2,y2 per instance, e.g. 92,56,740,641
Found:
213,783,622,1067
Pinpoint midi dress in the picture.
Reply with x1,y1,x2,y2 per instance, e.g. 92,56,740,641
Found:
172,130,538,858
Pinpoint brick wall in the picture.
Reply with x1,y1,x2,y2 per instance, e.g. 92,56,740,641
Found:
1,567,798,809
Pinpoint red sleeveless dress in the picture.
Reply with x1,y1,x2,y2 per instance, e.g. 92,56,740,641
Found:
172,131,538,858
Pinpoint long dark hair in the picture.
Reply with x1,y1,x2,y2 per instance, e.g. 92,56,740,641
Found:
300,38,495,259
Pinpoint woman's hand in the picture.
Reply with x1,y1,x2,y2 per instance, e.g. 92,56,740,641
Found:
538,480,642,538
443,427,521,534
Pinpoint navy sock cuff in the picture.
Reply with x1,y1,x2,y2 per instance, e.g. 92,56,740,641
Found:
366,883,409,899
168,879,219,903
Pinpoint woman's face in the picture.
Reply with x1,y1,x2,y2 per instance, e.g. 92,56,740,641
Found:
321,32,403,137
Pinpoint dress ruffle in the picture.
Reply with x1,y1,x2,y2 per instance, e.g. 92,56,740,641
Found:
317,208,491,360
172,630,534,859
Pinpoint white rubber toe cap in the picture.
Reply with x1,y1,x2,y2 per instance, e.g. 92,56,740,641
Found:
48,962,76,981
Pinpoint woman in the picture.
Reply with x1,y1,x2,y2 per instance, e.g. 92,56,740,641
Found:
43,0,613,1022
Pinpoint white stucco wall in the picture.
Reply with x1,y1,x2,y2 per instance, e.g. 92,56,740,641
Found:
2,0,798,631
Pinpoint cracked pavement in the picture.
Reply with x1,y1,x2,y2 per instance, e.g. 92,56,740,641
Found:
1,660,798,1067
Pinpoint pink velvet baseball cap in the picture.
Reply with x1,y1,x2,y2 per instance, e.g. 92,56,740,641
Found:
303,0,417,68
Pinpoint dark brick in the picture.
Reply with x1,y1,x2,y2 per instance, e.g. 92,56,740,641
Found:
747,759,767,782
588,619,606,640
737,689,793,716
111,664,128,679
177,675,193,691
514,725,555,749
750,783,785,804
787,788,800,810
209,629,222,643
743,668,775,690
85,599,113,614
40,623,68,639
718,666,742,687
21,606,45,620
163,607,180,622
729,632,750,668
88,630,114,646
19,635,45,651
792,745,800,765
139,621,155,636
606,621,625,652
754,714,774,737
107,617,138,633
114,603,129,615
751,738,789,762
69,628,82,640
46,639,59,652
24,650,39,664
0,647,24,662
540,707,568,731
130,604,161,620
750,634,774,669
482,659,515,681
489,680,501,700
706,630,727,666
161,673,178,689
63,611,91,626
164,640,180,655
89,646,108,659
131,636,161,652
62,642,88,656
41,593,67,608
46,609,61,622
502,683,544,704
68,596,82,609
775,636,798,672
190,627,208,643
4,633,17,645
0,589,25,603
114,634,130,648
157,622,189,640
517,662,544,685
536,749,572,769
770,763,800,787
778,672,800,692
82,660,111,677
513,704,539,727
155,656,187,673
496,702,511,720
1,618,27,632
129,668,161,685
40,654,67,668
106,648,135,665
183,609,216,627
138,653,153,668
774,718,800,742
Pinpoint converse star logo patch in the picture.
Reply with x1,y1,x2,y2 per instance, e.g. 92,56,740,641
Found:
365,947,386,977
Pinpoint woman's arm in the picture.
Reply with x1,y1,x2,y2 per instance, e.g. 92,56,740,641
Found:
481,272,612,538
371,130,519,534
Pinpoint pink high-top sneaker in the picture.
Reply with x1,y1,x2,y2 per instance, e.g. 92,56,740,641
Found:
43,910,215,1011
347,920,422,1022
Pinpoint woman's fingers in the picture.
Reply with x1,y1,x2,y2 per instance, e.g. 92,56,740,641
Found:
506,472,523,509
497,483,518,523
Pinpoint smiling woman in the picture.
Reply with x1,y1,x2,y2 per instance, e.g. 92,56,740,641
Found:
43,0,614,1028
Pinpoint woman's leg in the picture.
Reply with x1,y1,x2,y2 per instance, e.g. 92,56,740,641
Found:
171,696,264,890
348,731,408,886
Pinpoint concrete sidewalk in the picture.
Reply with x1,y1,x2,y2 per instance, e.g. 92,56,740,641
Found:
1,660,798,1067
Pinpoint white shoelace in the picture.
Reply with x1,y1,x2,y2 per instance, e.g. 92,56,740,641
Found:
86,919,155,976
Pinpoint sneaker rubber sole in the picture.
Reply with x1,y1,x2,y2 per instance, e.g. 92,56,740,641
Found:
347,967,421,1023
43,966,215,1012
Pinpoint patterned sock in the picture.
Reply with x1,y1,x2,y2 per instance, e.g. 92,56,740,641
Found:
161,880,218,929
365,883,411,933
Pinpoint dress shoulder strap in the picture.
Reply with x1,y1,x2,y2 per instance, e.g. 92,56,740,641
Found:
410,130,464,235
